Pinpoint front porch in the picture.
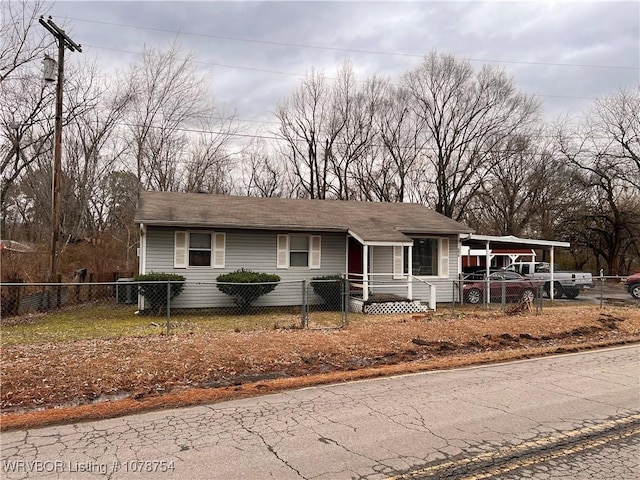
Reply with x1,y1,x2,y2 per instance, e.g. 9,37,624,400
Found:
346,235,439,313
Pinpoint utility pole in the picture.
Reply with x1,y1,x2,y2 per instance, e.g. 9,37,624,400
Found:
39,16,81,282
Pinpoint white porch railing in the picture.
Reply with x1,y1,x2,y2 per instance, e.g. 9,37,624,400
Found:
410,275,436,311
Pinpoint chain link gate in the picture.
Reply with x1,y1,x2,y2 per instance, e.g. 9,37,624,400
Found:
305,278,348,328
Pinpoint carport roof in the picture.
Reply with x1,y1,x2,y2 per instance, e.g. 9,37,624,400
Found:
461,234,570,250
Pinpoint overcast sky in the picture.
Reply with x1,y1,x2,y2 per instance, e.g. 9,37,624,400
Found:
46,1,639,135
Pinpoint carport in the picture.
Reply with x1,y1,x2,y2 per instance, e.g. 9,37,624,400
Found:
459,234,571,300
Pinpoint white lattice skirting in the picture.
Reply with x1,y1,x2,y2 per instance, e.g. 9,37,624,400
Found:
350,298,432,315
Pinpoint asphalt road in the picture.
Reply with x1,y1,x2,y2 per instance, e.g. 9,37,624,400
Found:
1,346,638,480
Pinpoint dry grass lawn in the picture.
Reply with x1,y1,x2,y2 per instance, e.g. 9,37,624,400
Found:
1,304,639,431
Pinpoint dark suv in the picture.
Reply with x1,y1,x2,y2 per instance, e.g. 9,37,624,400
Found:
625,273,640,299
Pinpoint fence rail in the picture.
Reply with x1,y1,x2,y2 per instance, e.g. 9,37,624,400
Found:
1,276,637,332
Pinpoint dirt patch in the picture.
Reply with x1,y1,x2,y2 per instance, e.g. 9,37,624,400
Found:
1,306,639,431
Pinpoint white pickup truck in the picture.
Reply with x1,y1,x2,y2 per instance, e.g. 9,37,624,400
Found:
503,262,594,299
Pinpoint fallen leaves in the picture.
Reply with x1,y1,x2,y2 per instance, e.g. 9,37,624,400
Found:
1,305,639,420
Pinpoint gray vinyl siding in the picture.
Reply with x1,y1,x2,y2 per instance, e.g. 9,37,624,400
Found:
144,226,346,308
143,227,460,307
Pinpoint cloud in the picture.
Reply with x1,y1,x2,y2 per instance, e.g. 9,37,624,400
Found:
49,0,639,126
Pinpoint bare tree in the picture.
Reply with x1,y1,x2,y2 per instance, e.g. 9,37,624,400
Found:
464,133,581,239
62,61,133,240
0,0,52,84
554,88,640,275
403,51,541,220
275,69,338,199
237,140,289,197
326,62,382,200
588,87,640,190
0,1,56,234
183,113,237,194
126,41,219,192
370,82,427,202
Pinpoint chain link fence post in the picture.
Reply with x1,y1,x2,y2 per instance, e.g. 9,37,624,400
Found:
599,269,604,309
301,279,308,328
451,280,456,317
342,276,349,327
166,281,171,335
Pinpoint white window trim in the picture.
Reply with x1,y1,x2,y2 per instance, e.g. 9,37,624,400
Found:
277,234,321,270
174,230,225,269
399,236,450,278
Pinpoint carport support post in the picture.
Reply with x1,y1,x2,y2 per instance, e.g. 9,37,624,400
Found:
485,240,490,304
550,247,555,301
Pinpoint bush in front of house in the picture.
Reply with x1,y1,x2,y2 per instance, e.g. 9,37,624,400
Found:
311,274,344,311
134,272,185,314
216,269,280,313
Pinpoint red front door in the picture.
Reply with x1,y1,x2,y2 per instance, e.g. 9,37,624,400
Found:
348,237,363,280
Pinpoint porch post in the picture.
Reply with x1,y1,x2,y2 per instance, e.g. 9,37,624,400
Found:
407,244,413,299
362,244,369,301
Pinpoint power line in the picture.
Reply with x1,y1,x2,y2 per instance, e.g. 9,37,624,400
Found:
81,44,602,102
115,121,615,158
67,16,639,71
83,44,306,78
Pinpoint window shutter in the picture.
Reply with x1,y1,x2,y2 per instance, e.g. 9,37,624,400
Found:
310,235,321,269
393,246,404,279
440,237,449,278
174,231,188,268
277,235,289,269
213,233,225,268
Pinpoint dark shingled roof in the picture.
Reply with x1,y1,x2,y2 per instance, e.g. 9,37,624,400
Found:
135,191,473,243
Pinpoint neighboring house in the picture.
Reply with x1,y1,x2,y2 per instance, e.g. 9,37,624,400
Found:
134,191,474,309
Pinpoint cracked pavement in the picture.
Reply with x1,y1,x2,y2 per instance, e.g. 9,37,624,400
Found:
1,346,638,479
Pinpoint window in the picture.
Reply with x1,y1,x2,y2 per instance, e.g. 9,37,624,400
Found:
277,234,321,269
404,238,437,276
174,231,225,268
189,233,212,266
289,235,309,267
395,237,449,278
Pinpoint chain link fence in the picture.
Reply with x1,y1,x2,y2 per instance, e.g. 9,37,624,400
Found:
0,278,350,333
1,275,637,334
450,277,545,315
448,274,639,315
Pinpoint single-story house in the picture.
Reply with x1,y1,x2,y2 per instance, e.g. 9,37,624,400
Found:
134,191,474,310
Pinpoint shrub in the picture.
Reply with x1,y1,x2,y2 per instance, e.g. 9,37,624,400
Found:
217,269,280,313
311,275,344,311
134,272,185,314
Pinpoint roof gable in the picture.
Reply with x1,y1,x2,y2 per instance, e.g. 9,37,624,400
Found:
135,191,473,243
